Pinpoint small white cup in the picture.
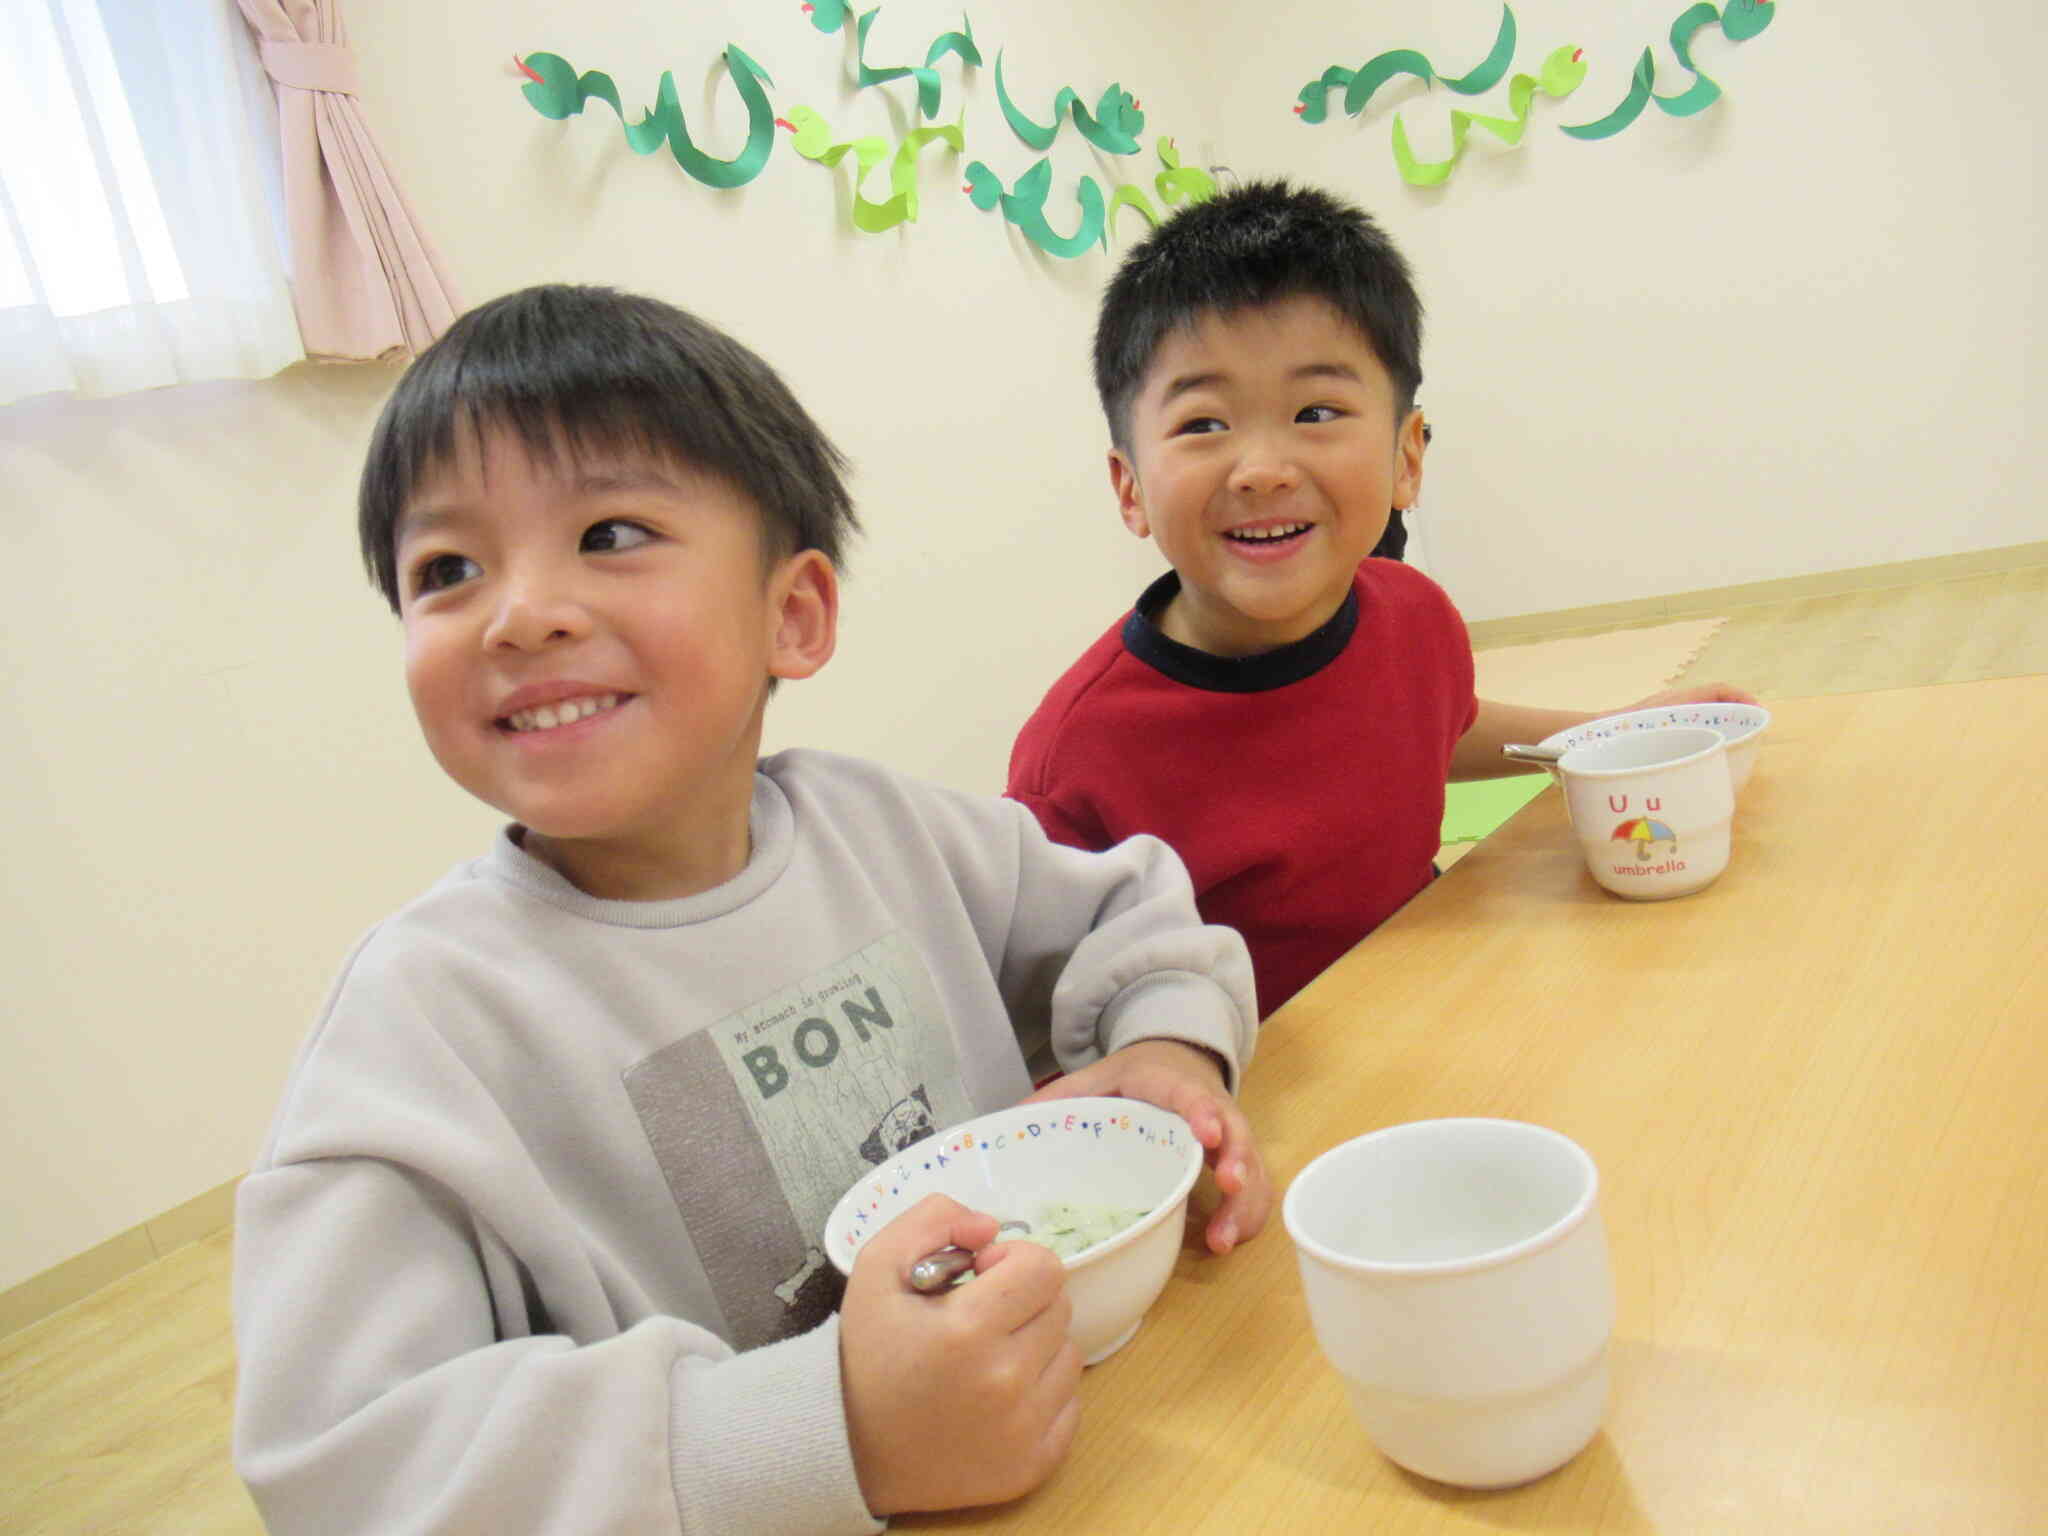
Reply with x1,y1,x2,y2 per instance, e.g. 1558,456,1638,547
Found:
1284,1119,1615,1489
1557,726,1733,899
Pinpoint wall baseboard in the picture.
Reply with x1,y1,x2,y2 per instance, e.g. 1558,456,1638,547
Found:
1464,541,2048,649
0,1178,240,1340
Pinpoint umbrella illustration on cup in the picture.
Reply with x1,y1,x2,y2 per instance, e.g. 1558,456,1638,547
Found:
1611,816,1677,861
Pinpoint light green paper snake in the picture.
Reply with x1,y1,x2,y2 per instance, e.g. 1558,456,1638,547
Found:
1393,45,1587,187
777,106,965,232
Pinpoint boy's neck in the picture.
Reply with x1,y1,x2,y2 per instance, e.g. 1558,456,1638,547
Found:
1154,577,1352,660
522,817,755,902
517,758,760,902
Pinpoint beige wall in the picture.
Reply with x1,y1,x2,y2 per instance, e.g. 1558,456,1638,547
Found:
1201,0,2044,616
2,0,2040,1290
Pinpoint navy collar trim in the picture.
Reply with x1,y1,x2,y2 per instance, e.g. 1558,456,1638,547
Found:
1119,570,1359,693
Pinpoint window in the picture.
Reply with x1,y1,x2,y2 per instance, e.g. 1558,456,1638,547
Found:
0,0,304,405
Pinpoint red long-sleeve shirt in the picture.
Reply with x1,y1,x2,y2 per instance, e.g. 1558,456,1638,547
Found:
1008,560,1477,1016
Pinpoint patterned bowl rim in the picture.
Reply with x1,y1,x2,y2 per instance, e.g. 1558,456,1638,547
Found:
825,1096,1201,1272
1539,702,1772,756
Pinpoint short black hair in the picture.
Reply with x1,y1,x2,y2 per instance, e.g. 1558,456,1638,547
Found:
358,284,858,610
1093,180,1424,451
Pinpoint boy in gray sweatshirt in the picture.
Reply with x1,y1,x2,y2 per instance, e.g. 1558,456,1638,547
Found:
232,284,1265,1534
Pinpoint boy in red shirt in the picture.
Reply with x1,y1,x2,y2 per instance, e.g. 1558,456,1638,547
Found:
1008,182,1748,1016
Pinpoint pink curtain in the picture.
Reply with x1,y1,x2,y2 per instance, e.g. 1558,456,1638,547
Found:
236,0,459,360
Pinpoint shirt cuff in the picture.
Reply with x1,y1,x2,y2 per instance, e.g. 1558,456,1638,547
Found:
1095,970,1249,1095
669,1315,883,1536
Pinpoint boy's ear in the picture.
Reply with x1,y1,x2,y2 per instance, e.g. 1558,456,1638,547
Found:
767,549,837,682
1393,408,1427,511
1108,449,1151,539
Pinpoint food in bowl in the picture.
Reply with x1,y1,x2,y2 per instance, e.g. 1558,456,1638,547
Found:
824,1097,1203,1363
1028,1202,1150,1259
926,1203,1153,1289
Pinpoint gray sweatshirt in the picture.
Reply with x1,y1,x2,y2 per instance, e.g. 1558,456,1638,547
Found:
233,749,1256,1535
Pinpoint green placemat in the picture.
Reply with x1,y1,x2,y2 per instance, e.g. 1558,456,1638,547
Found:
1440,773,1553,844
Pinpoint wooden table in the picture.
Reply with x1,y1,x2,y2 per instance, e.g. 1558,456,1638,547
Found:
905,677,2048,1533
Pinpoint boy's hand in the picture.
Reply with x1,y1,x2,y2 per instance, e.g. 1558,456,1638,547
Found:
841,1194,1082,1516
1025,1040,1269,1255
1624,681,1758,709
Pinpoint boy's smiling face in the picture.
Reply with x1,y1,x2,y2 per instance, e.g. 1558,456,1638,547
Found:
394,425,834,900
1110,294,1426,658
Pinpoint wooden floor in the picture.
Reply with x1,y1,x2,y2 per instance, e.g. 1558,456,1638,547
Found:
1542,562,2048,701
1,1229,253,1534
2,564,2040,1536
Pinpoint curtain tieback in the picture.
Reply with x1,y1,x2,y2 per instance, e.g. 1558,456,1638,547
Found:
259,39,361,95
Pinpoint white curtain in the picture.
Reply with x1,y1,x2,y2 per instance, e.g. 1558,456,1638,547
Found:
0,0,305,406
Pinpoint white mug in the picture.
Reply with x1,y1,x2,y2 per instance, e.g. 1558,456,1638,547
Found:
1283,1119,1615,1489
1557,725,1733,899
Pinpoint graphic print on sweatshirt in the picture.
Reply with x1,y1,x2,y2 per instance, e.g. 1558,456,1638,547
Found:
623,930,972,1348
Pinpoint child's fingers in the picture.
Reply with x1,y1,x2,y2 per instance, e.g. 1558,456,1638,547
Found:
854,1194,998,1285
962,1237,1070,1334
1021,1062,1114,1106
1034,1374,1084,1473
1021,1073,1078,1105
1178,1093,1226,1152
1206,1165,1273,1251
1005,1280,1082,1382
1122,1067,1227,1151
984,1307,1085,1499
1698,681,1757,704
1200,1100,1271,1252
1634,681,1757,709
1020,1318,1085,1440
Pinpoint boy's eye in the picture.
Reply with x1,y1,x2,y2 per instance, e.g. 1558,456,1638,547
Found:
413,553,479,595
1172,416,1226,436
1297,404,1344,424
582,519,655,553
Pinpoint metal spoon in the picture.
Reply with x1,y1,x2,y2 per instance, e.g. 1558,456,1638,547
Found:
1502,742,1564,765
907,1220,1034,1292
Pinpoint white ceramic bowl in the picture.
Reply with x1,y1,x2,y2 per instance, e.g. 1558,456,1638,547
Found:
1538,702,1771,791
824,1097,1202,1364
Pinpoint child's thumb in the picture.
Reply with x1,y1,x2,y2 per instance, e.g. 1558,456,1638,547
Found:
857,1193,1000,1280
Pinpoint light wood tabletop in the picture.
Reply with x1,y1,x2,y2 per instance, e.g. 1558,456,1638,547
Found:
903,675,2048,1534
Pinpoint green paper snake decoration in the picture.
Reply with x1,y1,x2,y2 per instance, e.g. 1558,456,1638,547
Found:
1295,0,1777,184
514,10,1219,260
517,45,777,189
964,158,1105,259
1562,0,1776,139
992,53,1146,155
802,3,980,121
1295,2,1518,123
963,139,1217,260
